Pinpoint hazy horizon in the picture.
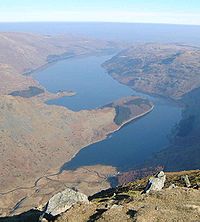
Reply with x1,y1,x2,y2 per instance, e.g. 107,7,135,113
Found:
0,21,200,27
1,0,200,25
0,22,199,46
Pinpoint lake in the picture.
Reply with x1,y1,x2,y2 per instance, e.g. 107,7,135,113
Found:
32,54,182,171
33,55,133,111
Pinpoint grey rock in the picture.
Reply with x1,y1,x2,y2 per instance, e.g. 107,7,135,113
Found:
143,171,166,193
45,188,89,216
181,175,191,187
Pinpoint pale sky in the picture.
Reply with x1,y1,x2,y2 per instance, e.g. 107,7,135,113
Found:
0,0,200,25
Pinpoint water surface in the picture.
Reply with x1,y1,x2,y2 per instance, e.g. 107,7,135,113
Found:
33,55,133,111
63,101,181,171
32,55,182,171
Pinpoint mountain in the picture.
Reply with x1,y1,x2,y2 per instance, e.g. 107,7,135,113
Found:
0,32,117,95
103,43,200,99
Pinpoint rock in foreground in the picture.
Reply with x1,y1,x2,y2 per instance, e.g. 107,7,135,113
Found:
143,171,166,193
54,170,200,222
44,188,89,216
1,170,199,222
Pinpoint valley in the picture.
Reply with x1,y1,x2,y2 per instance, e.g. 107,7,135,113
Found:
0,32,154,216
0,30,199,218
0,32,118,96
0,0,200,220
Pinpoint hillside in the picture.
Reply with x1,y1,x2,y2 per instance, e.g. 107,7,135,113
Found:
103,43,200,174
0,95,117,215
0,95,152,216
103,43,200,99
1,170,199,222
0,32,117,95
51,170,200,222
143,87,200,172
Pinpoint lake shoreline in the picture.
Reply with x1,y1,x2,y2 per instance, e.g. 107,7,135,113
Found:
30,53,181,189
108,105,154,137
24,51,118,77
60,104,154,172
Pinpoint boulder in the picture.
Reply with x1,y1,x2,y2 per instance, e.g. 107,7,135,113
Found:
143,171,166,193
44,188,89,216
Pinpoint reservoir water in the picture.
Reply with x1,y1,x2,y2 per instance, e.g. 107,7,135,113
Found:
32,55,182,171
33,55,133,111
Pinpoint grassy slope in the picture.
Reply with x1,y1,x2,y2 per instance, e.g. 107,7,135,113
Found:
55,170,200,222
1,170,199,222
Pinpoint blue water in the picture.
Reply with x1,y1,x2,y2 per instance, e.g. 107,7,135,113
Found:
33,55,134,111
62,102,180,171
32,55,182,171
7,21,185,171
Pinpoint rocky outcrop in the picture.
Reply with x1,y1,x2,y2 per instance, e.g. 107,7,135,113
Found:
1,170,199,222
44,188,89,216
54,170,200,222
182,175,191,187
143,171,166,193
